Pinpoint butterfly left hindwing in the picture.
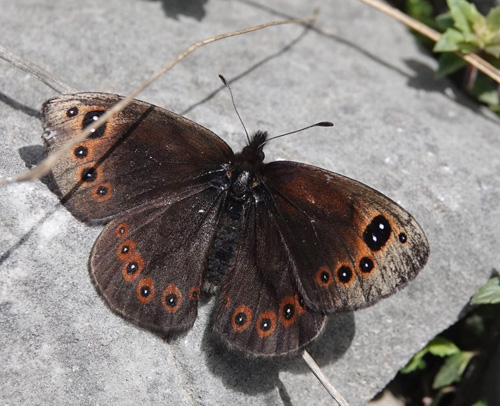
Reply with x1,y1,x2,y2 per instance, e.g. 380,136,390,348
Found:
90,181,225,334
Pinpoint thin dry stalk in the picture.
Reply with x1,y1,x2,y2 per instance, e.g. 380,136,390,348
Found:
357,0,500,84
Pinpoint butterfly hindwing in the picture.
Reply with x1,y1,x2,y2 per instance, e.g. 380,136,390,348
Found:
212,198,327,357
42,92,233,223
262,161,430,314
90,186,225,334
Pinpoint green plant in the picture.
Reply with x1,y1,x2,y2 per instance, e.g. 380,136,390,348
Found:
404,0,500,116
375,274,500,405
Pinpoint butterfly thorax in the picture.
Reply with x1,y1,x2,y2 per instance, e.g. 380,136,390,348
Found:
203,132,268,292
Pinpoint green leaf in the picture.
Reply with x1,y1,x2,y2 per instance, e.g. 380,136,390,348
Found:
485,43,500,58
472,400,488,406
432,351,475,389
486,6,500,32
448,0,471,33
437,11,455,31
471,277,500,304
463,32,485,48
406,0,435,28
427,337,460,357
434,28,464,52
436,53,467,77
400,337,460,374
400,347,428,373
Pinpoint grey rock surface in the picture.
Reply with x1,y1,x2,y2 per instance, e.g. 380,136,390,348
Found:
0,0,499,405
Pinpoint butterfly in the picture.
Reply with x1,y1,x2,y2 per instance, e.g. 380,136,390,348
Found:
41,92,429,357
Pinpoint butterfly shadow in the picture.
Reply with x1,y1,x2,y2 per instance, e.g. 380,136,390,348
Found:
200,310,355,398
0,91,40,119
144,0,208,21
404,58,500,126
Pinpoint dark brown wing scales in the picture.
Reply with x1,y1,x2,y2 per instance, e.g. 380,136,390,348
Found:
42,93,233,223
262,161,429,314
212,199,326,357
90,187,225,334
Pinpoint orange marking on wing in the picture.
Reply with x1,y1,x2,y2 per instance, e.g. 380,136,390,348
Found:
122,252,144,283
335,264,355,287
279,296,297,327
162,284,182,313
315,266,333,288
136,277,155,304
231,305,252,333
222,296,231,308
93,182,113,202
189,286,200,301
116,223,130,238
117,239,136,261
295,294,307,316
256,311,277,338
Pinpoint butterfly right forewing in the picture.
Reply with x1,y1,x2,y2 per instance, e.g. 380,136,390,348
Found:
262,161,430,314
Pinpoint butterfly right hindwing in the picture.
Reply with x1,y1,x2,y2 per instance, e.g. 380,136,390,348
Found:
212,196,327,357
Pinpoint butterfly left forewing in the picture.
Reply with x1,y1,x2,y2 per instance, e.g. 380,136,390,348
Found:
262,161,429,314
90,186,225,334
212,199,327,357
42,92,233,223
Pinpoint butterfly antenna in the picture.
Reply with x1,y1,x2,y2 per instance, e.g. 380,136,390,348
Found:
219,75,250,144
259,121,333,148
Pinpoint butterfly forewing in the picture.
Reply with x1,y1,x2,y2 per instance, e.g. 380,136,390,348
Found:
262,161,429,314
212,198,327,357
90,187,225,334
42,93,233,223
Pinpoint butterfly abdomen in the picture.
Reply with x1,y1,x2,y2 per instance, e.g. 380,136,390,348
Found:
204,157,265,291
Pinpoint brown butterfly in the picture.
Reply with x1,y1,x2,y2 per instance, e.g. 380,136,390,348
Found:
41,92,429,357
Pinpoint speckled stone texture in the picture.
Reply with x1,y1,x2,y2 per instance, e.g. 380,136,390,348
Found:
1,1,499,405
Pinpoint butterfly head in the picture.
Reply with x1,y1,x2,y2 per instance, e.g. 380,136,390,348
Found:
235,130,268,167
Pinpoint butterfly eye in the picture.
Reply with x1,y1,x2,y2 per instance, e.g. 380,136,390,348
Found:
122,253,143,282
315,267,333,287
66,107,78,117
73,146,88,159
279,296,297,327
222,296,231,308
336,265,354,285
363,215,392,251
126,261,139,275
162,284,182,313
93,183,113,202
283,304,294,320
80,167,98,183
117,239,136,261
256,311,277,338
116,223,130,238
231,305,252,332
189,286,200,301
82,110,107,139
136,277,155,304
359,257,375,274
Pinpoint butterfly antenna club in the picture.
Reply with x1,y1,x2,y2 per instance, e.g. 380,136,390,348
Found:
259,121,333,148
219,74,250,144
